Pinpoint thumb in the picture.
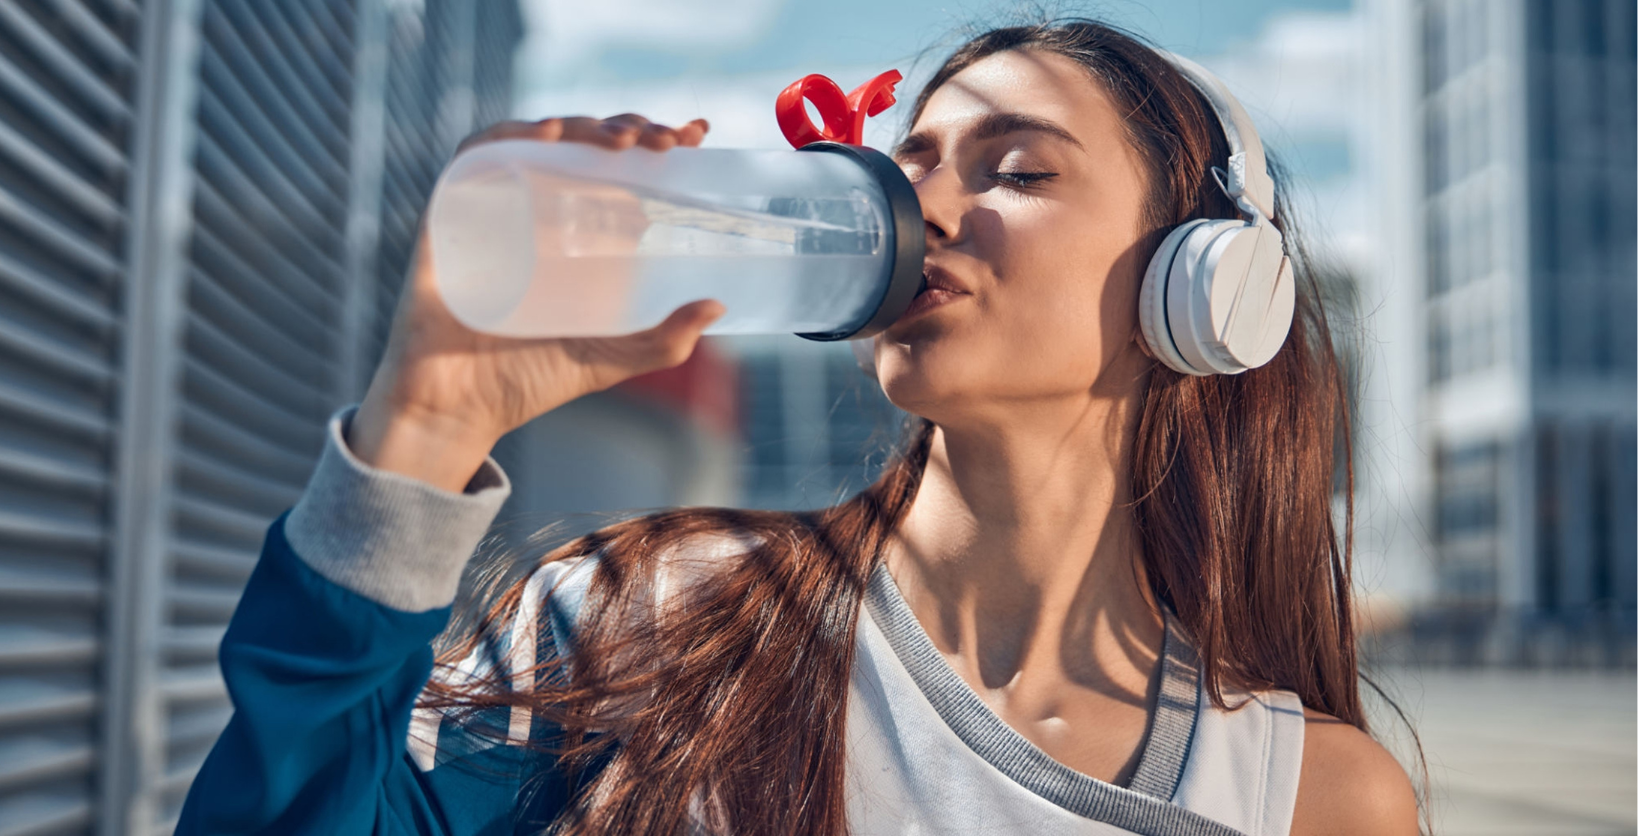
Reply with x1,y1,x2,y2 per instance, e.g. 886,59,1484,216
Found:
635,299,727,371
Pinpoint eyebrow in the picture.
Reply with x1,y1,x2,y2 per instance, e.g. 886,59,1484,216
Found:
893,112,1084,158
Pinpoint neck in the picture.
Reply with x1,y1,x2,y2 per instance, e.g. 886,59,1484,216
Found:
885,386,1162,696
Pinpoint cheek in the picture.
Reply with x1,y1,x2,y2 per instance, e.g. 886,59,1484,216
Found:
980,200,1144,375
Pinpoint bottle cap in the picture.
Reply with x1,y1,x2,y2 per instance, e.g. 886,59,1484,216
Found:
776,69,903,148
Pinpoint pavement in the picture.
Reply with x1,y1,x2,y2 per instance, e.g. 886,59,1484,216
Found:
1367,667,1637,835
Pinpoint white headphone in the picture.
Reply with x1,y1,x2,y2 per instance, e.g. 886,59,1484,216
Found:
1138,54,1295,376
855,54,1295,380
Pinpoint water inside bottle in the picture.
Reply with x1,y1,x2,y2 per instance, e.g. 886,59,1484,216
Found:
431,162,891,337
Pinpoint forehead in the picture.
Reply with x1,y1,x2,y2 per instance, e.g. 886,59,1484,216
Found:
913,49,1120,139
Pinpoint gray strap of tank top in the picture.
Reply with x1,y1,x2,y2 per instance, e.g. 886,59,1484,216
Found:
864,564,1242,836
1124,608,1203,800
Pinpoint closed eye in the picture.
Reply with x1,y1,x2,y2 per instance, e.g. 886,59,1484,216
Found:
992,171,1058,188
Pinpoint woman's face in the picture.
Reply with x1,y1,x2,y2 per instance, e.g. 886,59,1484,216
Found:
874,48,1154,424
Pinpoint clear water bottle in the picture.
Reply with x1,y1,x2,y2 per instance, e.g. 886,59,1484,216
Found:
424,139,925,341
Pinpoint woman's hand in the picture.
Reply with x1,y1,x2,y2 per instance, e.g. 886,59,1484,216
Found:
350,115,721,492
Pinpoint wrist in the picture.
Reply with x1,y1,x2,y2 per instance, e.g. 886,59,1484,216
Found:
348,397,501,493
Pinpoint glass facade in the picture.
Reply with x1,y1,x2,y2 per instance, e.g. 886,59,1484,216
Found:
1417,0,1636,659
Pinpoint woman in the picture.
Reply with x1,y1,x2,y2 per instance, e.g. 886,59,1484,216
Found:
178,19,1419,836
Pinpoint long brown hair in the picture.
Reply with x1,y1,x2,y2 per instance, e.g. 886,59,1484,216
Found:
425,19,1365,835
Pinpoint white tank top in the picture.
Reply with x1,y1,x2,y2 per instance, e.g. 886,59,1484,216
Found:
849,563,1306,836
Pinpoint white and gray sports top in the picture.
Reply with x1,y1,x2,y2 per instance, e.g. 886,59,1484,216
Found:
496,552,1307,836
848,564,1305,836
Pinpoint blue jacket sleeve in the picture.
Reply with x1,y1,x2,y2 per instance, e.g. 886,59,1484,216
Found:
175,515,573,835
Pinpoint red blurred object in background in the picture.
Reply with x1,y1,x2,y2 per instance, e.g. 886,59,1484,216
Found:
616,339,739,438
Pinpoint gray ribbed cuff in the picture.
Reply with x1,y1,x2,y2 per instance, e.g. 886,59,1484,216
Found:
284,407,512,612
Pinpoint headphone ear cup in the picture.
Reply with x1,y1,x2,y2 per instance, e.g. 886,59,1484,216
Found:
1216,225,1294,369
1139,220,1208,375
1166,218,1248,375
1171,219,1253,375
1188,221,1293,373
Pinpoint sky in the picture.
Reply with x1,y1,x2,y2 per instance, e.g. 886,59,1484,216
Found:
509,0,1368,262
513,0,1354,91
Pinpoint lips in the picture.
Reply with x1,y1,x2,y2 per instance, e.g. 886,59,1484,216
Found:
918,264,969,297
894,263,970,325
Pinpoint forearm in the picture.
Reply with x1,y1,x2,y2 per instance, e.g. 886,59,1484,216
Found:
176,408,518,834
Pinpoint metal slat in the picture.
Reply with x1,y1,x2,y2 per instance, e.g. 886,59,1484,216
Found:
0,183,121,282
0,446,106,495
161,626,223,661
169,540,255,584
178,403,313,484
159,666,226,704
177,388,321,478
188,234,335,352
172,494,274,546
38,0,137,73
180,356,324,454
186,265,331,381
175,448,302,512
193,132,344,269
191,179,344,321
0,112,123,227
0,379,111,440
195,88,343,235
197,40,345,213
223,2,350,131
0,44,123,173
0,311,115,389
164,585,241,623
185,310,334,421
0,746,94,793
0,3,130,121
258,3,353,110
0,249,116,335
0,508,102,548
203,4,349,169
0,692,96,729
0,800,92,836
294,0,356,74
0,637,98,668
81,0,140,30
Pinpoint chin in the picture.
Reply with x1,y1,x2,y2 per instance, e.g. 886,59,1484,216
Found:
875,345,981,423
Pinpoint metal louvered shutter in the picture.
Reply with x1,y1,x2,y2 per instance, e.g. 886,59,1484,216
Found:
0,1,520,834
154,3,357,828
0,1,140,834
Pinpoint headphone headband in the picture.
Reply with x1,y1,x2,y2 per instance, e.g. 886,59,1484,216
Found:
1162,53,1277,223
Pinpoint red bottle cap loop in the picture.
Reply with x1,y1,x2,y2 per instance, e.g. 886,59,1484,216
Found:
776,69,903,148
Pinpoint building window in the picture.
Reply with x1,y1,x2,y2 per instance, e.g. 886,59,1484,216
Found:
1426,204,1447,295
1437,441,1500,539
1536,425,1560,612
1422,0,1448,94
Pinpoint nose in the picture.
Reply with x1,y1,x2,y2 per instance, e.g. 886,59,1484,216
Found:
911,164,961,247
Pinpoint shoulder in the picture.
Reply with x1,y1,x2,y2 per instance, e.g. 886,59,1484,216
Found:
521,521,767,616
1290,706,1419,836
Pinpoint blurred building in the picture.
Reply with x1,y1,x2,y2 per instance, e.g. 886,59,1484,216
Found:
1373,0,1636,664
729,337,904,511
0,2,522,833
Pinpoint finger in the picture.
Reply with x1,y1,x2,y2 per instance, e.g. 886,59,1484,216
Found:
457,118,559,152
561,115,635,149
463,116,620,153
636,123,680,151
676,118,710,147
602,113,653,131
634,300,727,371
